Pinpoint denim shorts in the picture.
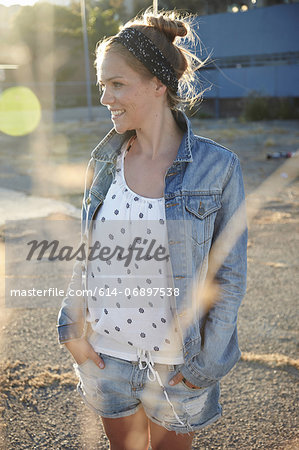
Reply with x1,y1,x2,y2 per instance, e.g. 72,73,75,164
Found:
73,353,222,434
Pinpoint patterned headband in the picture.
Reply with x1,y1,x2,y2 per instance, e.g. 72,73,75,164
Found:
113,27,179,93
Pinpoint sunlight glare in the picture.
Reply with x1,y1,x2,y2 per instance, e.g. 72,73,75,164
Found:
0,86,41,136
0,0,38,6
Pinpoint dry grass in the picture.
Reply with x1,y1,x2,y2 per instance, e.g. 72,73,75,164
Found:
264,138,275,147
253,211,295,225
0,360,76,406
219,128,247,140
251,126,266,135
241,352,299,370
263,261,288,268
270,128,289,135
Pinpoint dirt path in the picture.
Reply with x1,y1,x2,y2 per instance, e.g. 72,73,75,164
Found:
0,116,298,449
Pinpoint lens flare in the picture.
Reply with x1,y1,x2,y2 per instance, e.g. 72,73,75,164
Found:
0,86,41,136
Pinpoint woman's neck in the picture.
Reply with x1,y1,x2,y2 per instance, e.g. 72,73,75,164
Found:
133,107,184,161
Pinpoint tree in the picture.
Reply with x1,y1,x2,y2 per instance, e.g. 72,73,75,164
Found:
88,6,121,57
8,2,120,83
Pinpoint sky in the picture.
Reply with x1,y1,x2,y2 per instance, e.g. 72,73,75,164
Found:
0,0,37,4
0,0,70,6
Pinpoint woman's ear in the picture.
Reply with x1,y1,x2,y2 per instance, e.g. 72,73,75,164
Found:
152,77,167,97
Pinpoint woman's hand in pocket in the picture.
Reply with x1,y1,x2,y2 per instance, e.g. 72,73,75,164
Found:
64,338,105,369
168,372,201,389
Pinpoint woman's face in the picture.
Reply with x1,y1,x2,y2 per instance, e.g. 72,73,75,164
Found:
98,51,158,134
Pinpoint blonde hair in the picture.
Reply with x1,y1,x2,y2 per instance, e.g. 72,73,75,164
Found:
95,7,209,111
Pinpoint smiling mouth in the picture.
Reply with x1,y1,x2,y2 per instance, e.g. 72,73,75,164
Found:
111,110,125,119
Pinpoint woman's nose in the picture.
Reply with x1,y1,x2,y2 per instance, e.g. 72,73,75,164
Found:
100,88,114,106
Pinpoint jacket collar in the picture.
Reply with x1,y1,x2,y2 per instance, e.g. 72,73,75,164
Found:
91,109,195,163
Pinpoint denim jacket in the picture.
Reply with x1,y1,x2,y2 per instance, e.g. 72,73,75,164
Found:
57,110,247,389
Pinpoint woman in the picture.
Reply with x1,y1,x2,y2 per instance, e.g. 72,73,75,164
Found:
57,8,247,450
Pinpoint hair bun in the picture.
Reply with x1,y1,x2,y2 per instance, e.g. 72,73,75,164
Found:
146,15,188,43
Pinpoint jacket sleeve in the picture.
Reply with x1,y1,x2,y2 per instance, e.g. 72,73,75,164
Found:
56,260,86,344
180,155,248,387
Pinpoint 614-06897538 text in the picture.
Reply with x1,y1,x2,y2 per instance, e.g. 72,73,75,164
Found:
87,286,180,297
9,287,180,298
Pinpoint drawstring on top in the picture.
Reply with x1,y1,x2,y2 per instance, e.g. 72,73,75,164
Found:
137,348,185,427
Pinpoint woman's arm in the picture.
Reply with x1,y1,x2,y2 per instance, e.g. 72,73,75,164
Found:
57,259,105,367
57,259,86,344
174,155,248,388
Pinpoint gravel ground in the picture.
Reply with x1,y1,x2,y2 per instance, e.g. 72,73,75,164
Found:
0,112,298,449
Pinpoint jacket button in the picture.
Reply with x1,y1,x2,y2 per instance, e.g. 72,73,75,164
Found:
86,197,91,205
198,206,205,215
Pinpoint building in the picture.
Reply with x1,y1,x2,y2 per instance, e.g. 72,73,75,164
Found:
194,3,299,117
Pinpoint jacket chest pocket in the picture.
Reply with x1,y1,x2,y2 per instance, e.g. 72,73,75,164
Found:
185,195,221,246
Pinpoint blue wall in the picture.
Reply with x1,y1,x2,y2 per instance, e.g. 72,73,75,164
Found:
194,4,299,99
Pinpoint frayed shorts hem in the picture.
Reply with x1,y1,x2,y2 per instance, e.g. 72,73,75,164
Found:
147,411,222,434
77,383,142,419
78,380,222,434
75,355,222,434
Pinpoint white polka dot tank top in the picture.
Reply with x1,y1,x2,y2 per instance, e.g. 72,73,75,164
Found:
87,139,184,364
